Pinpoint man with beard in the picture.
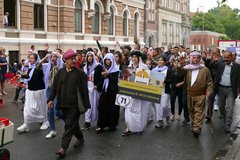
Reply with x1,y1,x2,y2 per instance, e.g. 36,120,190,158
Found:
47,49,90,158
214,50,240,133
184,51,213,137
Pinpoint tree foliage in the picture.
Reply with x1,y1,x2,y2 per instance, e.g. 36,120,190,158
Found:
191,4,240,39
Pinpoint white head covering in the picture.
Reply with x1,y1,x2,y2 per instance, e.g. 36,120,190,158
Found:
102,53,119,91
183,51,205,70
103,53,119,73
84,51,100,75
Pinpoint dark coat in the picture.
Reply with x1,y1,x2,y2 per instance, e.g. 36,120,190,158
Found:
97,71,119,93
214,61,240,99
47,67,90,111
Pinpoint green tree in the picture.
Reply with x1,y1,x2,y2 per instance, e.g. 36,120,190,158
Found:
191,4,240,39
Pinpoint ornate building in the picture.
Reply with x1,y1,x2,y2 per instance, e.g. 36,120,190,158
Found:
145,0,191,48
0,0,144,63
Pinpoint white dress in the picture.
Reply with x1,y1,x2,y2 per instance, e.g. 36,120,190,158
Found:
84,71,100,122
154,69,171,121
124,61,151,132
24,89,47,124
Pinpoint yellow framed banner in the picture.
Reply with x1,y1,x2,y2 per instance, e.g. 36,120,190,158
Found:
118,80,164,103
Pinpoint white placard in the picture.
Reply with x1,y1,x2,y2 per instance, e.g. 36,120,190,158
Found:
115,94,132,107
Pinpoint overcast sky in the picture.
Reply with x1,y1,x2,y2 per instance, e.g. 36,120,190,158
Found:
190,0,239,12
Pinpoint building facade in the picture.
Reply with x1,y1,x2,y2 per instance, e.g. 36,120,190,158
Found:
0,0,145,63
189,30,225,51
145,0,191,48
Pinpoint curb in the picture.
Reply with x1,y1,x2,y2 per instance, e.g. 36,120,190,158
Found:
215,121,240,160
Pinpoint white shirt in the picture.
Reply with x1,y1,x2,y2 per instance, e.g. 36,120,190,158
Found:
3,15,8,25
191,69,199,86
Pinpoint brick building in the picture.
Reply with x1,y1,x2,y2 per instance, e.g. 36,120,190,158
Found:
189,30,225,51
144,0,191,48
0,0,145,64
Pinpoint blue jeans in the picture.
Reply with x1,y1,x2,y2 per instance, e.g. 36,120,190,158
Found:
46,87,63,131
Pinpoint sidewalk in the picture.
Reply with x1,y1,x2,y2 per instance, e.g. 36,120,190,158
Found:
215,122,240,160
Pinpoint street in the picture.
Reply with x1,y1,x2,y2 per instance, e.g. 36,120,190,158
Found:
1,84,240,160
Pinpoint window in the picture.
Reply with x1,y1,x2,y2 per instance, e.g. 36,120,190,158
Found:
4,0,17,28
74,0,82,32
149,35,154,47
123,11,128,36
162,23,167,43
169,24,174,44
108,7,114,35
134,13,139,36
34,1,44,29
176,25,180,44
92,4,99,34
149,0,154,21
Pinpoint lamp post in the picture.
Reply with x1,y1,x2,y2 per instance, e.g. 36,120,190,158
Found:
198,5,204,51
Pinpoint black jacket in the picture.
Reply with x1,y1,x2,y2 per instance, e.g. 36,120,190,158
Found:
47,67,90,111
97,71,119,93
214,61,240,99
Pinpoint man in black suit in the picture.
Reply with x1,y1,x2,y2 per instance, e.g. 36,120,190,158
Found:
214,50,240,133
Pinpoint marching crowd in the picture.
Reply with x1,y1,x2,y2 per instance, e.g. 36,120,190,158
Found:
1,44,240,158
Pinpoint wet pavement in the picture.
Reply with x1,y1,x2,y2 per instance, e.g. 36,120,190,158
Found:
1,84,240,160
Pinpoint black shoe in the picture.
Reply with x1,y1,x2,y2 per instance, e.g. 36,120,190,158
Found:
56,148,66,158
192,130,200,138
95,127,104,134
121,130,132,136
81,122,91,131
225,127,231,133
182,119,190,126
205,117,211,123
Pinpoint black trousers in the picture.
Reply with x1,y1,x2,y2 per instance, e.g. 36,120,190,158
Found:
14,86,22,100
206,89,218,118
182,88,190,121
61,107,83,150
170,87,183,115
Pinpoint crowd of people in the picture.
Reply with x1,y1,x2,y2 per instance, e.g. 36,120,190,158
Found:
1,43,240,158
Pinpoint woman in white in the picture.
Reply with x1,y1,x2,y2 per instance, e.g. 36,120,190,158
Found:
152,56,172,128
17,53,49,132
122,51,151,136
81,51,102,130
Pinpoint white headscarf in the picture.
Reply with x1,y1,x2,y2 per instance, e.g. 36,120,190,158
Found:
43,51,64,88
102,53,119,92
25,53,41,83
183,51,205,70
84,51,100,75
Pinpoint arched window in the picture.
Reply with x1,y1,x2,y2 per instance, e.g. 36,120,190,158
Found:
123,11,128,36
74,0,82,32
134,13,139,36
92,4,99,34
108,7,114,35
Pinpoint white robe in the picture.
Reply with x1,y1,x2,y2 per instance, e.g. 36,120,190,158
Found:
24,89,47,124
154,68,171,121
84,71,100,122
124,60,151,132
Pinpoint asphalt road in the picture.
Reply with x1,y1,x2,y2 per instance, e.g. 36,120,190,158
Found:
1,84,240,160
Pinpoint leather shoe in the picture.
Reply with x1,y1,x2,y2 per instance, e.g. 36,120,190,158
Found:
192,130,201,138
73,138,84,148
55,148,66,158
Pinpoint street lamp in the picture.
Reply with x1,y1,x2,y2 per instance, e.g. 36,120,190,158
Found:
198,5,204,51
